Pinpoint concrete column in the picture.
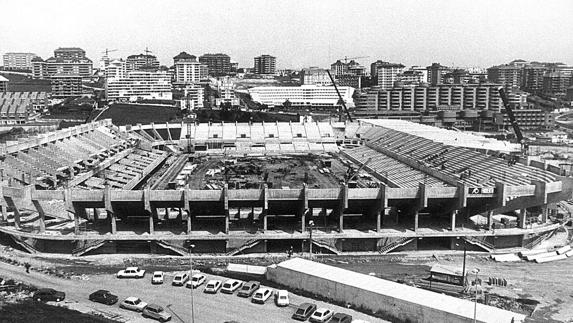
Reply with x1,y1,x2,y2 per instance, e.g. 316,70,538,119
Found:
487,210,494,230
519,209,526,228
144,189,153,234
32,200,46,233
541,206,548,223
1,205,7,222
104,185,115,234
184,190,192,234
450,210,456,231
322,208,327,228
414,209,419,232
263,215,268,232
92,208,98,224
74,212,80,235
149,214,154,235
109,211,117,234
224,215,229,234
186,211,192,234
376,210,381,233
301,212,306,232
5,197,21,229
339,214,344,233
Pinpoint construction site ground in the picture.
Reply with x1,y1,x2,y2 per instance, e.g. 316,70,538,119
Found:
0,225,571,323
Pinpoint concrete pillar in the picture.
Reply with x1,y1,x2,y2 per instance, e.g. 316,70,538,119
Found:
0,205,7,222
414,209,419,232
104,185,115,234
322,207,327,228
149,212,155,234
450,210,456,231
144,189,153,234
541,206,548,223
32,200,46,233
184,189,192,234
74,212,80,235
92,208,98,224
301,212,306,232
519,209,526,228
109,211,117,234
224,215,229,234
186,211,192,234
338,214,344,233
263,215,268,232
487,210,493,230
376,210,381,233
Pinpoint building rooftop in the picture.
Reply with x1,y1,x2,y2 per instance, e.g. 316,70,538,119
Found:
173,52,197,61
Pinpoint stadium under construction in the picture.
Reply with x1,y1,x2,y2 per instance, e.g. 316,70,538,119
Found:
0,119,571,256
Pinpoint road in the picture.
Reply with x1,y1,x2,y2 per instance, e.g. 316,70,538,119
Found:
0,261,386,323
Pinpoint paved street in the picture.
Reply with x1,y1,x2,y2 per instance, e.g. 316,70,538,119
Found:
0,261,385,323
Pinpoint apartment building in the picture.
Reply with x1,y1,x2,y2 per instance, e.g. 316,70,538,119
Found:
427,63,452,85
2,52,37,70
249,84,354,108
199,53,231,76
543,72,572,95
105,59,127,80
253,54,276,75
487,64,523,88
106,70,172,100
300,67,331,86
51,74,83,98
370,61,405,89
126,54,159,72
173,52,208,84
31,47,93,79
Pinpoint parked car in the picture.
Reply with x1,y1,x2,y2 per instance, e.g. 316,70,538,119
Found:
120,297,148,312
237,280,260,297
203,280,222,293
329,313,353,323
117,267,146,279
33,288,65,302
89,290,119,305
151,271,164,284
186,273,206,289
172,272,189,286
251,287,273,304
274,289,289,307
309,308,333,323
221,279,243,294
292,303,317,321
142,304,172,322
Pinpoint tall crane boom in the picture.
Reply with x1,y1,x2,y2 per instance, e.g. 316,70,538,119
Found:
326,70,353,122
498,88,524,144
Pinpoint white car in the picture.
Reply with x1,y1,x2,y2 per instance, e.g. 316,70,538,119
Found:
186,273,206,289
172,272,190,286
117,267,146,279
221,279,243,294
119,297,148,312
309,308,334,323
251,287,273,304
274,289,289,307
204,280,222,294
151,271,164,284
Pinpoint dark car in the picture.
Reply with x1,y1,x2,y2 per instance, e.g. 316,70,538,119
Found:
292,302,317,321
33,288,65,302
330,313,353,323
237,280,260,297
89,290,119,305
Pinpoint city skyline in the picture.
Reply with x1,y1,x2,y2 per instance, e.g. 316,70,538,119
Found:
1,0,572,69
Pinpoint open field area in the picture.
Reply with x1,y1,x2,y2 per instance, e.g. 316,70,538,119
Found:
92,104,182,126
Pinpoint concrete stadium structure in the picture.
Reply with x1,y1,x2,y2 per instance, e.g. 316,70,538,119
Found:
0,119,570,256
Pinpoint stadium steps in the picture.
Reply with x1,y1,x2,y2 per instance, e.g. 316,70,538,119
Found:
225,239,261,256
72,240,106,257
378,237,415,254
463,236,494,252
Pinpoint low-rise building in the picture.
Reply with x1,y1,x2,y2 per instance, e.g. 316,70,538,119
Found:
106,70,172,101
51,74,83,98
249,84,354,109
126,54,159,72
300,67,331,86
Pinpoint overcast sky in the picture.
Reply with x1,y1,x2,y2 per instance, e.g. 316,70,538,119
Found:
1,0,571,69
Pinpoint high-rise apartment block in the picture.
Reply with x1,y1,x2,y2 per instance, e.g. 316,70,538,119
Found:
487,64,523,88
300,67,331,86
543,72,572,95
370,61,405,89
199,53,231,76
253,54,276,75
105,59,127,81
126,54,160,72
3,52,37,70
106,70,172,101
31,47,93,79
426,63,452,85
173,52,208,84
522,65,547,93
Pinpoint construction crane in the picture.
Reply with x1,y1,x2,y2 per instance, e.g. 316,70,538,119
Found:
498,88,526,152
326,70,353,122
339,56,369,64
101,49,118,56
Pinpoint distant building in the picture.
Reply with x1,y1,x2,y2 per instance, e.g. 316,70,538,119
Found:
336,74,362,89
105,59,127,81
253,54,276,75
50,74,83,98
426,63,452,85
31,47,93,79
214,77,239,107
177,85,204,109
396,70,425,86
0,91,47,124
330,60,366,77
370,61,405,89
106,70,172,101
487,64,522,88
126,54,159,72
543,72,572,95
199,53,231,76
173,52,208,84
300,67,331,86
522,65,547,93
330,60,347,76
0,75,7,92
249,85,354,108
3,52,37,70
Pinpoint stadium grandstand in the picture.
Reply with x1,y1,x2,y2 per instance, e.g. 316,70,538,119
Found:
0,119,570,255
0,92,48,124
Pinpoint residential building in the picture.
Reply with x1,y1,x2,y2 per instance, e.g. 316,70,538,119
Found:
543,72,572,95
347,60,367,76
51,74,83,98
31,47,93,79
330,60,348,76
214,77,239,107
177,85,204,109
126,54,159,72
2,52,37,70
487,64,523,88
253,54,276,75
300,67,331,86
426,63,452,85
522,65,547,93
106,70,172,101
0,75,7,92
199,53,231,76
336,74,362,89
0,91,47,124
173,52,208,84
105,59,127,80
370,61,405,89
248,85,354,108
396,70,426,86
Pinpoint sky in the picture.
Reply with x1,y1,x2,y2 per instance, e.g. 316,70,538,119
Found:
1,0,572,70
